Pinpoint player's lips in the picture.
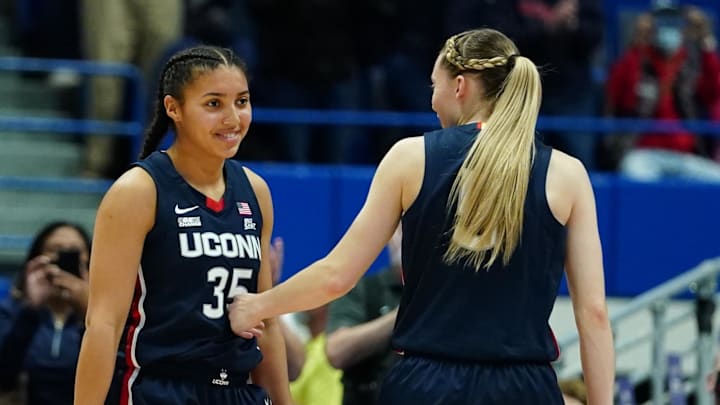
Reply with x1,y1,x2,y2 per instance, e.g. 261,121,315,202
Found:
215,131,241,142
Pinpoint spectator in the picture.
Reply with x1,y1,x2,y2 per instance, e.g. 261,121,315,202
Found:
268,236,307,382
80,0,184,178
286,306,343,405
598,12,655,171
606,5,720,181
267,236,340,396
0,221,91,405
325,225,403,405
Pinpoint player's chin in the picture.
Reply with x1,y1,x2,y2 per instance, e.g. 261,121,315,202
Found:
227,144,243,158
216,141,243,159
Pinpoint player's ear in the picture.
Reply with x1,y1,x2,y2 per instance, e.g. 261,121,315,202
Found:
164,95,181,122
455,75,466,98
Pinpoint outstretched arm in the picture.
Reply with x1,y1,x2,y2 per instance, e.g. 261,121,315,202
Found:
229,138,418,334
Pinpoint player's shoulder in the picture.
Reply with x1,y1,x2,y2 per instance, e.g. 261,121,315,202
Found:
97,167,157,228
384,135,424,165
546,147,592,210
107,166,156,199
547,148,588,182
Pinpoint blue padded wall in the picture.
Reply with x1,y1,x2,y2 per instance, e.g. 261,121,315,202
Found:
240,163,720,297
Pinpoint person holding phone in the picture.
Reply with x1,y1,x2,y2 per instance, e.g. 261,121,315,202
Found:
0,221,91,405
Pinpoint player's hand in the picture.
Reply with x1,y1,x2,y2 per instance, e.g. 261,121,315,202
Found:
228,293,266,339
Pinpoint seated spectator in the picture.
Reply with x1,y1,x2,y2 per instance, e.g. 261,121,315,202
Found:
325,225,403,405
0,222,91,405
268,237,341,404
267,233,341,404
605,5,720,181
286,306,343,405
268,236,306,381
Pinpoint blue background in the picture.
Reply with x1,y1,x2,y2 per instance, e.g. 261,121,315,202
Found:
249,163,720,297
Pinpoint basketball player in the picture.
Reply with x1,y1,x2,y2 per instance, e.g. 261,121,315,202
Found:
229,29,614,404
74,45,292,405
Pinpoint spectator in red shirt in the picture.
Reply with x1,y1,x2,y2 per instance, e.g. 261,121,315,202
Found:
605,5,720,181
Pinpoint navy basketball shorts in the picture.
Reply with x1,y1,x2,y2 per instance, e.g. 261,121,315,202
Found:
377,354,563,404
106,366,271,405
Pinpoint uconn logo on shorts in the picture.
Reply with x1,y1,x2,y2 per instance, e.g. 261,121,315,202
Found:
211,369,230,386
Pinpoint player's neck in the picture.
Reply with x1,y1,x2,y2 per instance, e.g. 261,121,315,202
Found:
166,147,226,200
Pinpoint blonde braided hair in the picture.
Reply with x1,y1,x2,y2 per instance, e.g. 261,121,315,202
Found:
444,35,513,71
439,29,541,270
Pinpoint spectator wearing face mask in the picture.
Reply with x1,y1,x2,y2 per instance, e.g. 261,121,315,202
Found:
605,4,720,181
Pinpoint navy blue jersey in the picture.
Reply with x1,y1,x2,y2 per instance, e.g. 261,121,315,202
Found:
118,152,264,388
394,123,567,363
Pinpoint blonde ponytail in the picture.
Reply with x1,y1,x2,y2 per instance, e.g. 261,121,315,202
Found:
443,31,542,271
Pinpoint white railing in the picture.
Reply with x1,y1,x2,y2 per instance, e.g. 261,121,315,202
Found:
555,257,720,405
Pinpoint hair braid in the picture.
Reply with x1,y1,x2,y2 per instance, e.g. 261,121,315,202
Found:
444,36,466,70
462,56,510,71
445,35,512,72
139,90,170,159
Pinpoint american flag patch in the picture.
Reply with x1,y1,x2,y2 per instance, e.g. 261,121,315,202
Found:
237,202,252,215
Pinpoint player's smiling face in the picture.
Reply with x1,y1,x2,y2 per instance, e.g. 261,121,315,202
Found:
169,66,252,160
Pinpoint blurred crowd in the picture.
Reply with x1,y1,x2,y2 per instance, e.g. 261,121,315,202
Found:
2,0,720,181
